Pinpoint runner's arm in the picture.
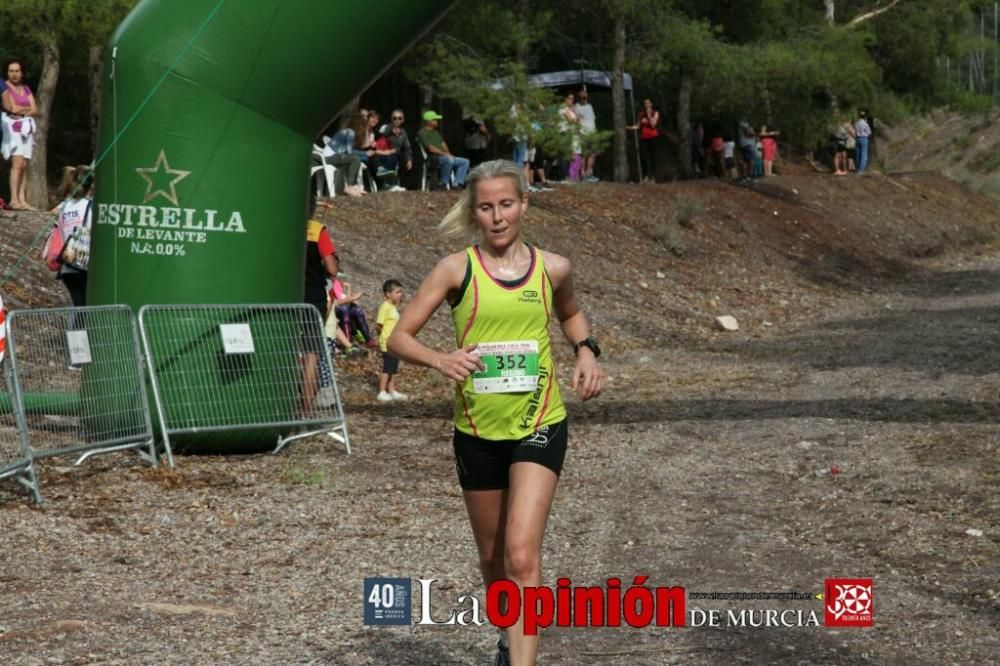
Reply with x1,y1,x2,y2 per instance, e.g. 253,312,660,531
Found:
544,251,604,401
388,253,485,382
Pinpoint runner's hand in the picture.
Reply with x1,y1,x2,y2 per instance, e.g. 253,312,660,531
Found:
572,353,603,401
436,344,485,382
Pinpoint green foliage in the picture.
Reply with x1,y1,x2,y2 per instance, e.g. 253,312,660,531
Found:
0,0,993,184
0,0,137,177
581,129,614,156
941,86,995,114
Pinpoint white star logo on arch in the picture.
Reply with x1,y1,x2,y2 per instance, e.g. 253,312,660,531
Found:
135,150,191,206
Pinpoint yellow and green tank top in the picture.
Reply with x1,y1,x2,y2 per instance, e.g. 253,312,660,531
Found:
451,244,566,440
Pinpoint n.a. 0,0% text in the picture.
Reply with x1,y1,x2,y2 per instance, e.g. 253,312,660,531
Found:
129,242,187,256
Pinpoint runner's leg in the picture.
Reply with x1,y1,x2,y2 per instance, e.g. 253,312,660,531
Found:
504,462,559,666
463,489,508,585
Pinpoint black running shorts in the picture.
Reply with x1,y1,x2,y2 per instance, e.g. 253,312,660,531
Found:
452,419,568,491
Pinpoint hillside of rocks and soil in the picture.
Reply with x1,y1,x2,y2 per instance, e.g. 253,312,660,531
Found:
0,171,998,665
880,107,1000,201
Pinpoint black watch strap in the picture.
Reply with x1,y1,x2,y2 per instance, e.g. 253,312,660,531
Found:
573,337,601,358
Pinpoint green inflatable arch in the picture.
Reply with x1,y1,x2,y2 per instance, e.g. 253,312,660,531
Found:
92,0,452,307
87,0,453,451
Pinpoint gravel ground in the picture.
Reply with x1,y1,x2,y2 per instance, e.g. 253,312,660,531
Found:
1,175,997,664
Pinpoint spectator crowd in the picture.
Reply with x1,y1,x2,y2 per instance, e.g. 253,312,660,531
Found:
0,54,879,407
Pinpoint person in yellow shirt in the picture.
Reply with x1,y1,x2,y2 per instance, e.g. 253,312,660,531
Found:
375,279,405,402
389,160,603,666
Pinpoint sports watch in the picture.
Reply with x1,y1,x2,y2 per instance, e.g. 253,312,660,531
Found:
573,337,601,358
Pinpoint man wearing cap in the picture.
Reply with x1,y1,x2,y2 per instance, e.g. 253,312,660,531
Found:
417,110,469,189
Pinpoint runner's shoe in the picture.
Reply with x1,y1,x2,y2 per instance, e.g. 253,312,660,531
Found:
376,391,393,403
390,391,408,401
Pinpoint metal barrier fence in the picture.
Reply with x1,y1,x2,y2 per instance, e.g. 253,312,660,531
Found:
0,361,41,503
138,304,350,456
4,306,158,474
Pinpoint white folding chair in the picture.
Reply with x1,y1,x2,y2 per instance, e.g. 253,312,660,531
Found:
358,161,378,193
311,145,337,198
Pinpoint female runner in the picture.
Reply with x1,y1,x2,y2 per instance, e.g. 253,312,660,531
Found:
389,160,603,665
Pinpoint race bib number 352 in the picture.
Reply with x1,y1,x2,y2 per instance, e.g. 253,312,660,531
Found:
472,340,540,394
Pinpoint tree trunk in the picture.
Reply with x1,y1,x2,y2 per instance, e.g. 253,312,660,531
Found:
89,45,103,157
26,35,59,209
824,0,835,25
847,0,902,27
611,16,628,182
517,0,532,67
762,76,773,125
676,66,693,179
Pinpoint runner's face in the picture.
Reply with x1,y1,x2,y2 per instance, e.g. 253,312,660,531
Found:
473,177,526,250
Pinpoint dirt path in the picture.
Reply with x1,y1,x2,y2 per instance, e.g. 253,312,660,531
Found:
1,247,996,665
533,252,999,665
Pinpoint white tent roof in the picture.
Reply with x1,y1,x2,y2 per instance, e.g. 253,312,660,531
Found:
488,69,634,92
528,69,634,91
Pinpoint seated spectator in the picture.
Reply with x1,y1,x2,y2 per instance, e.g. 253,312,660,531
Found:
368,112,399,175
351,112,397,188
330,127,355,155
316,131,364,197
380,109,411,191
331,277,377,349
416,110,469,189
350,113,374,163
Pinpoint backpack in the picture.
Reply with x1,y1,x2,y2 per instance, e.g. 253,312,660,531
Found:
41,224,64,271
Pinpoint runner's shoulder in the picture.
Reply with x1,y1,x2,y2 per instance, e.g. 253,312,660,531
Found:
432,250,471,288
539,249,571,283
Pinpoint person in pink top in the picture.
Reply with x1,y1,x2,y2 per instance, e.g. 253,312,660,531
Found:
1,59,38,210
759,125,780,177
330,276,377,350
